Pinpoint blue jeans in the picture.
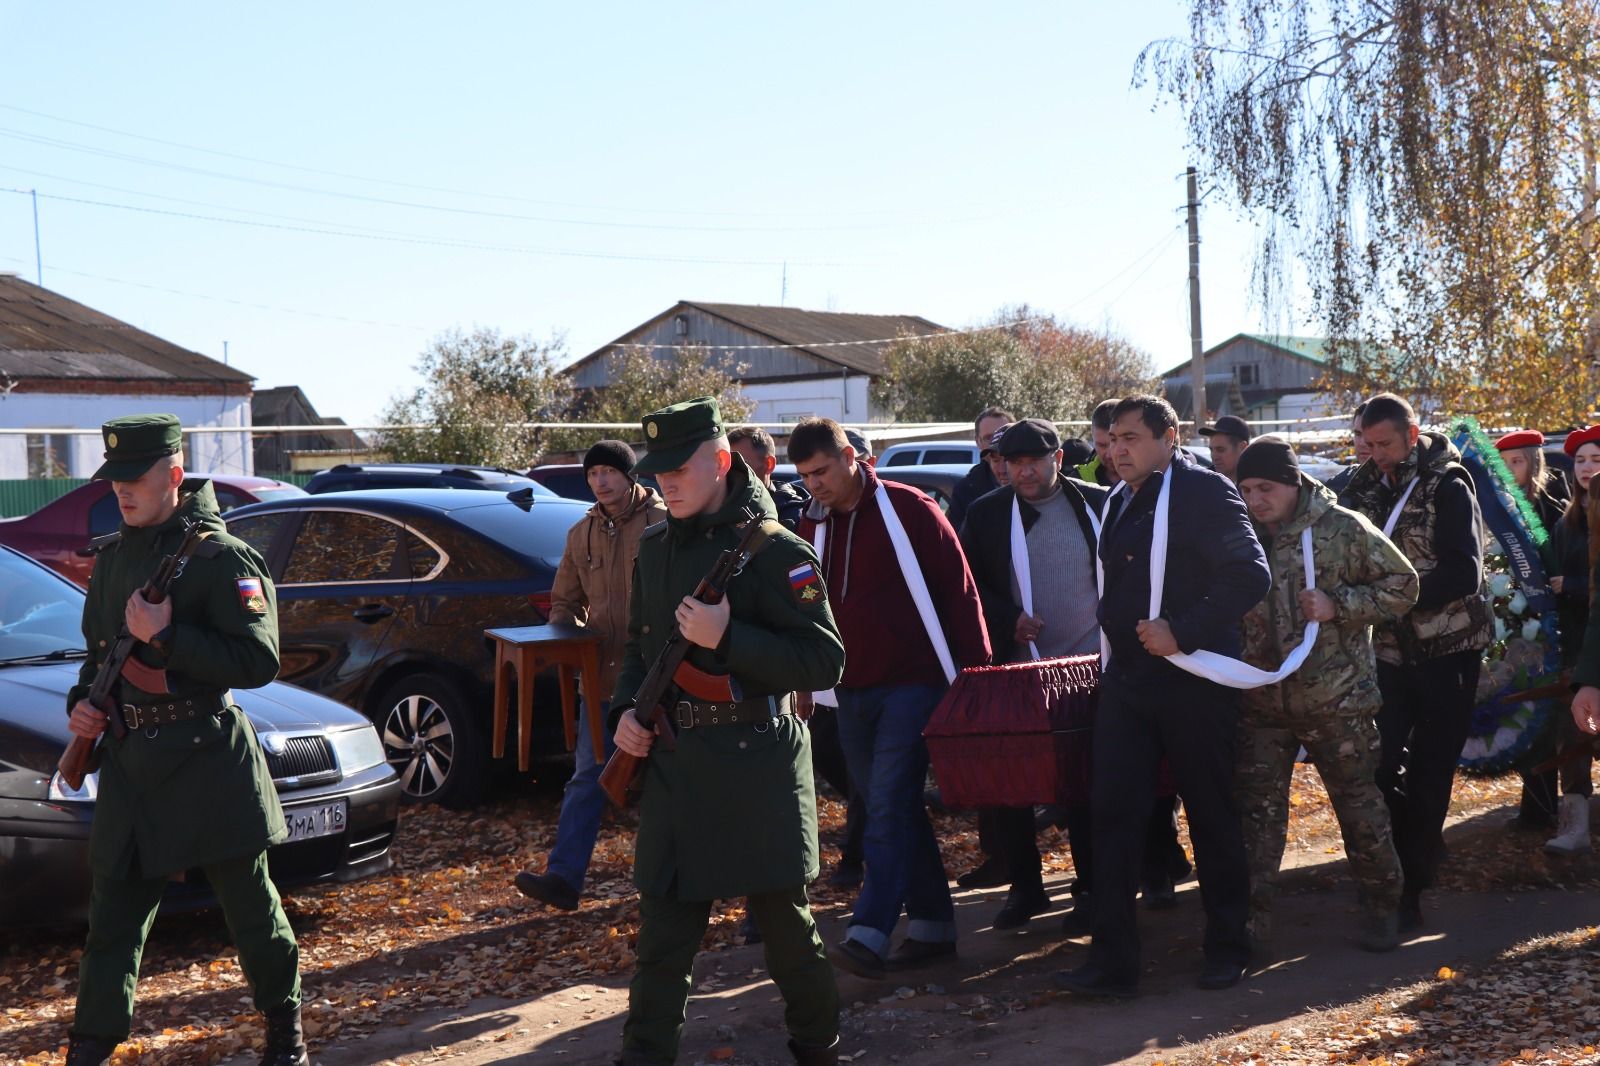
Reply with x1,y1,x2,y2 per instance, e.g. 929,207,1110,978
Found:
545,698,615,892
835,683,956,959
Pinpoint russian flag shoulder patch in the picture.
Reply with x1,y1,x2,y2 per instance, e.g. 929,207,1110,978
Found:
787,562,823,605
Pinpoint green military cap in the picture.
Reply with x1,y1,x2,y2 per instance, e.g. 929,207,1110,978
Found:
633,396,726,475
93,413,183,481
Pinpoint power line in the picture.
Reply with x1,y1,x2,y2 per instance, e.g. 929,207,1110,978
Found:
1061,225,1185,311
0,102,908,220
0,122,1046,235
0,254,430,331
0,187,860,267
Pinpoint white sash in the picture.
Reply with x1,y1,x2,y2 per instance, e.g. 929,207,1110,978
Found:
809,521,839,707
1010,491,1102,661
1382,477,1419,537
811,482,958,687
1098,468,1318,690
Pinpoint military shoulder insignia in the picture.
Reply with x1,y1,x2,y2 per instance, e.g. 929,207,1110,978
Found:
787,562,823,605
236,577,268,614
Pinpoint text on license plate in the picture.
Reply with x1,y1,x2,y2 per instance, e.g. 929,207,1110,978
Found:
283,800,347,842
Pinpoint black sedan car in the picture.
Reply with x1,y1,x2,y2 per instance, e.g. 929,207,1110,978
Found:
223,488,590,807
305,462,553,495
0,545,401,928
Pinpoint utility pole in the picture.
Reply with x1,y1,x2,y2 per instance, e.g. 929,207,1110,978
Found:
781,261,788,307
30,189,42,286
1185,167,1206,437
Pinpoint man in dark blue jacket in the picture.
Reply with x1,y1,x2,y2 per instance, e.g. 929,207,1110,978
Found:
946,406,1013,532
1057,395,1270,999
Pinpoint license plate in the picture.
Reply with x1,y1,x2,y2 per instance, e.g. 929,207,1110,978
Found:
283,799,347,842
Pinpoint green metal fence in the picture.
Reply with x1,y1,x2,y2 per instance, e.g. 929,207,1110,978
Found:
0,473,317,518
0,478,91,518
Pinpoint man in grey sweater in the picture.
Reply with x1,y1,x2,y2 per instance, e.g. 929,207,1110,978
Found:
959,419,1108,929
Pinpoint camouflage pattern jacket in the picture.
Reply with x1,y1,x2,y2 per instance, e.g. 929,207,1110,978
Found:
1241,476,1419,722
1344,432,1494,665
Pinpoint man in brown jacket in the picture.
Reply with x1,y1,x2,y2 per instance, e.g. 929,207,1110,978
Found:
515,440,667,910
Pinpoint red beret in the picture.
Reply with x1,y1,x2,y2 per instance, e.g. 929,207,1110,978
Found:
1564,425,1600,457
1494,430,1544,451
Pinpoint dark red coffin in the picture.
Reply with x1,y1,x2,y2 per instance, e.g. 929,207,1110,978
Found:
923,655,1098,809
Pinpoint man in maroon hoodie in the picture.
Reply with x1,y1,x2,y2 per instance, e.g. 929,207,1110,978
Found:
791,418,991,980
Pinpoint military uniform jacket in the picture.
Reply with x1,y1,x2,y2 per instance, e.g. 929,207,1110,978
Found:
1240,477,1419,723
613,458,845,901
68,481,286,878
1344,433,1494,664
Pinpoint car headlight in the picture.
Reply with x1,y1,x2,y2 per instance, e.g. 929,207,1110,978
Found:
49,770,98,803
327,725,385,775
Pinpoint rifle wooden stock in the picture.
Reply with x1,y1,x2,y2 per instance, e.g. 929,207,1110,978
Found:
597,512,773,807
57,522,206,792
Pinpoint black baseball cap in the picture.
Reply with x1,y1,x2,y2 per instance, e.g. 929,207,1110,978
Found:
1199,415,1252,441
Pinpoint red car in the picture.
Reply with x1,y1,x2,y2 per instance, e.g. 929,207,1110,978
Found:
0,474,306,586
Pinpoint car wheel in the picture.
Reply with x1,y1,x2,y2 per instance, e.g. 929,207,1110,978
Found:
373,674,487,808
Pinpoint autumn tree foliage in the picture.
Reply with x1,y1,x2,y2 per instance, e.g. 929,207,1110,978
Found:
1139,1,1600,427
871,306,1155,424
378,327,570,469
377,329,754,466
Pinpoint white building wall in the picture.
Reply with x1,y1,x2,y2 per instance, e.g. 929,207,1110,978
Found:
0,392,253,479
737,376,884,425
1246,391,1351,427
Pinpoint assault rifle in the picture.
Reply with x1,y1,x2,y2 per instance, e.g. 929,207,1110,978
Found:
598,509,775,807
58,521,208,791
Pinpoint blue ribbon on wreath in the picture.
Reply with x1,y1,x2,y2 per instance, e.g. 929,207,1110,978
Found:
1449,417,1564,774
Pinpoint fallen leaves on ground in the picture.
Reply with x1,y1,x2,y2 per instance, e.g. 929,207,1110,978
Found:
1168,927,1600,1065
0,767,1589,1065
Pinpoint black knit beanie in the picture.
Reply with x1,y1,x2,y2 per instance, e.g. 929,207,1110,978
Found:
1235,436,1300,486
584,439,638,478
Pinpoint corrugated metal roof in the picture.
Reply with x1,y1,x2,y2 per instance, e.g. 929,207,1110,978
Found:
573,301,947,379
682,302,946,376
0,274,252,384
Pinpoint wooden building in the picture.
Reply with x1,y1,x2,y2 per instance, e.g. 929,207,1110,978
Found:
567,301,946,423
251,385,368,475
1160,334,1368,426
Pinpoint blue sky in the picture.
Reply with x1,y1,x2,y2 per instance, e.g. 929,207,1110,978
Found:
0,2,1299,424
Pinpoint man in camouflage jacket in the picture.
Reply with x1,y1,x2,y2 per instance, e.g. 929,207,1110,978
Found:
1233,438,1418,954
1342,395,1493,931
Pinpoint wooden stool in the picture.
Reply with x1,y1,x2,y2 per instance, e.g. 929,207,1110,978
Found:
486,623,604,771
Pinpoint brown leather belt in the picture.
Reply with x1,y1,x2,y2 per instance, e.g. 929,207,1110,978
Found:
121,692,231,732
672,694,792,729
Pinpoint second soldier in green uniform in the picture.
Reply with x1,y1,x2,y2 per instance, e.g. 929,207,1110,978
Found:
63,415,307,1066
610,398,846,1066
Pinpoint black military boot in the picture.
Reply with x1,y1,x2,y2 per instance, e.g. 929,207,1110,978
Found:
788,1036,840,1065
260,1004,310,1066
65,1035,116,1066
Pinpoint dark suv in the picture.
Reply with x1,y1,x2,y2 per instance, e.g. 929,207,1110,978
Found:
224,488,589,807
305,463,553,495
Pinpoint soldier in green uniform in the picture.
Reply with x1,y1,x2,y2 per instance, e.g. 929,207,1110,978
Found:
609,398,846,1066
63,415,307,1066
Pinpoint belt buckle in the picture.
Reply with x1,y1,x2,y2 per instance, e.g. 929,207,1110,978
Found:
674,700,697,729
121,704,140,731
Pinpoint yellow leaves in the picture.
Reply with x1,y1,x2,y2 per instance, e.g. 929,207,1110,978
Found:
1436,966,1455,981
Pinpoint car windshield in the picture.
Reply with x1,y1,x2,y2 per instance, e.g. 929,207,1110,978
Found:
0,549,85,661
